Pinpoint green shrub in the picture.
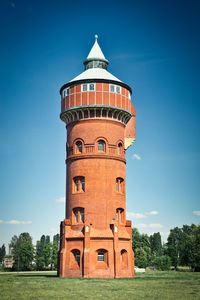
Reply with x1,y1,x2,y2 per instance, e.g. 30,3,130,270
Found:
153,255,171,270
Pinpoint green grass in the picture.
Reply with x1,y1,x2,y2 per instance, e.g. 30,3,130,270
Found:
0,271,200,299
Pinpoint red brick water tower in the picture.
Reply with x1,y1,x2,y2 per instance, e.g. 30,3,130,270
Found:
58,35,136,278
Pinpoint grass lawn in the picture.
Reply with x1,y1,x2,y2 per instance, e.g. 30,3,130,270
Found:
0,270,200,299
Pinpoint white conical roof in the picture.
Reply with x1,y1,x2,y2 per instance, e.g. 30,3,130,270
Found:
86,35,107,61
70,68,121,82
70,35,121,83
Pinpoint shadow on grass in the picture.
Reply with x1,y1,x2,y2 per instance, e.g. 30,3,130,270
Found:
16,274,58,278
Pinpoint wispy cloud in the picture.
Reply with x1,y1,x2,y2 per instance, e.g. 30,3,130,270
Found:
132,154,141,160
146,211,159,216
127,210,159,220
56,197,65,203
0,220,32,225
127,212,147,219
193,211,200,216
134,223,163,229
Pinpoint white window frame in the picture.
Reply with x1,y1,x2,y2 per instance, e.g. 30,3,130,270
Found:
82,84,88,92
89,83,95,91
109,84,115,93
116,85,121,94
63,88,70,98
82,83,96,92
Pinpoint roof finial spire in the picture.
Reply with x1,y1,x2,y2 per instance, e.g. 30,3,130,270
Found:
94,34,98,41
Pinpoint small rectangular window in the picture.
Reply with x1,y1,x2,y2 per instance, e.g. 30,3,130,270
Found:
89,83,95,91
116,86,121,94
128,91,131,99
110,85,115,93
82,84,87,92
98,253,104,262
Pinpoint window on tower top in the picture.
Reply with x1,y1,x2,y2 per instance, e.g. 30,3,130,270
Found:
82,84,87,92
110,85,115,93
98,140,105,152
89,83,95,91
63,88,70,98
116,86,121,94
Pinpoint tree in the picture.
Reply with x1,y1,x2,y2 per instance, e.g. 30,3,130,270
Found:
0,244,6,263
132,228,151,266
135,247,148,268
10,233,34,271
183,224,200,271
52,234,60,269
35,234,59,270
150,232,162,256
166,227,183,269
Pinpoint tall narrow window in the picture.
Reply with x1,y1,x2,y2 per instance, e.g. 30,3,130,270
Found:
118,143,123,155
98,140,105,152
75,178,79,191
116,177,124,193
73,207,85,224
80,177,85,192
75,210,78,223
116,208,124,223
80,208,84,222
76,141,82,153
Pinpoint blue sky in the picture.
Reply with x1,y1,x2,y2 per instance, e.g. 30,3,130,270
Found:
0,0,200,250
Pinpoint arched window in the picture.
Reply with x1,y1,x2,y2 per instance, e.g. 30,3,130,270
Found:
98,140,105,152
73,176,85,193
73,207,84,224
116,177,124,193
70,249,81,269
121,249,128,268
116,208,124,223
118,143,123,155
76,141,83,153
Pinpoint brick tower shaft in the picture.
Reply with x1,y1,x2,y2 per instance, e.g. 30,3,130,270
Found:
58,36,135,278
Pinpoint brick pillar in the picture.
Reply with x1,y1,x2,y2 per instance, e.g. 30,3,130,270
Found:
83,222,91,277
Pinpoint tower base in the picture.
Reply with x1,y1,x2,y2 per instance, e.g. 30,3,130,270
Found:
57,219,135,278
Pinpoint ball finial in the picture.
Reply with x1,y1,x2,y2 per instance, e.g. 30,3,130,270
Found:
95,34,98,41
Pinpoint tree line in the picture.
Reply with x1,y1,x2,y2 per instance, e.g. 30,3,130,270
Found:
0,223,199,271
132,224,200,271
0,233,60,271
